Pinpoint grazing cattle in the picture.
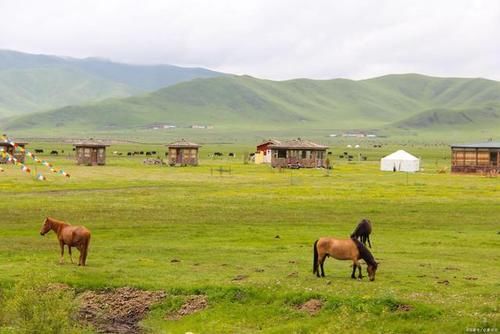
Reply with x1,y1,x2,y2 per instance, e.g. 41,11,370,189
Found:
140,151,144,155
339,155,344,159
343,152,348,155
351,218,372,248
50,150,58,155
127,152,132,156
117,152,123,156
40,217,91,266
348,155,354,159
35,149,44,154
228,153,235,157
313,237,378,281
327,152,332,155
213,152,223,157
146,152,152,156
151,151,157,155
72,148,76,151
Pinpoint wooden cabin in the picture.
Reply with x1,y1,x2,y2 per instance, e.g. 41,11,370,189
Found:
167,140,200,166
451,142,500,173
255,139,281,164
269,138,328,168
0,141,27,164
73,140,109,166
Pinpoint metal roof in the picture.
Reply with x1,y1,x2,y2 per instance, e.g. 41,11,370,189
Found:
73,140,110,147
167,139,201,148
268,138,328,150
450,142,500,149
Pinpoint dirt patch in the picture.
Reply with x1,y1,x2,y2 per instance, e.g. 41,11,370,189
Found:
287,272,298,278
78,287,166,334
166,295,208,320
396,304,413,312
298,299,323,315
437,279,450,285
464,276,478,280
445,267,460,271
232,274,248,281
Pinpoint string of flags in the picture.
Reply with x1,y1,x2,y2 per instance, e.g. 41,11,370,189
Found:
1,134,70,180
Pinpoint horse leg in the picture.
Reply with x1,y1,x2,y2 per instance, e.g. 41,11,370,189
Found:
82,238,89,266
68,246,73,264
351,264,357,279
77,245,83,266
319,255,327,277
357,262,363,279
59,240,65,264
367,235,372,249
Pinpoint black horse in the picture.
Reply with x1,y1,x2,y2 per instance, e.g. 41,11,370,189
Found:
350,218,372,248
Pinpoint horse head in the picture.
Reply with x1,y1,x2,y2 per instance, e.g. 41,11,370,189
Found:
367,262,378,281
40,217,52,236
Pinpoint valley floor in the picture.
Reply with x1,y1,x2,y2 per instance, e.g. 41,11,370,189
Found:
0,144,498,333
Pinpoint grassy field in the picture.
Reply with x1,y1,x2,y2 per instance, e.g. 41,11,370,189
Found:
0,143,498,333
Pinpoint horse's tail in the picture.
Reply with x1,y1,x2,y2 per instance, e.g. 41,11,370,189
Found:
313,239,319,274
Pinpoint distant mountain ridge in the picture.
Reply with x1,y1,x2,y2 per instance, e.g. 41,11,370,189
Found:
0,49,224,116
4,73,500,138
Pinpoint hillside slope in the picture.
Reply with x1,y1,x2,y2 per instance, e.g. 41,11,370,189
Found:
0,50,223,116
4,74,500,138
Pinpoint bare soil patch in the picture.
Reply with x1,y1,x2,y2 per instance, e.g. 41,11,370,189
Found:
298,299,323,315
396,304,413,312
77,287,166,334
166,295,208,320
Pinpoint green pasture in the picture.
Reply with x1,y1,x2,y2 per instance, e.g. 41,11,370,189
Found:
0,144,498,333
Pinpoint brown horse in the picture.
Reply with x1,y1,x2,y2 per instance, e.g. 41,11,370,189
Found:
313,237,378,281
40,217,91,266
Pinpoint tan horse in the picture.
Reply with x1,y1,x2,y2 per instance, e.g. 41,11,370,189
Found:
313,237,378,281
40,217,91,266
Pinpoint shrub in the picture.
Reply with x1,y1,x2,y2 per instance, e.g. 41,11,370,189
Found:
0,271,87,334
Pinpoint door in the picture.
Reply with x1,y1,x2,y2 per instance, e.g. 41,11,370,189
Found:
91,148,98,165
176,149,182,164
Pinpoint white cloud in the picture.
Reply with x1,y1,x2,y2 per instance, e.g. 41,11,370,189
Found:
0,0,499,80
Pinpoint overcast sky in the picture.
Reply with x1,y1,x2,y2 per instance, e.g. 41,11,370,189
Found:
1,0,499,80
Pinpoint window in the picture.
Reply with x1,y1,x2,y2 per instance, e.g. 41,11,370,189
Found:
277,149,286,158
84,148,91,157
491,152,498,166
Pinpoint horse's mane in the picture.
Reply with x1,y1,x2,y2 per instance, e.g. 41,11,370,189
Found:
352,238,377,267
47,217,68,225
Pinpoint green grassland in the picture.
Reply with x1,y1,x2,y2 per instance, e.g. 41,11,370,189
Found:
0,143,498,333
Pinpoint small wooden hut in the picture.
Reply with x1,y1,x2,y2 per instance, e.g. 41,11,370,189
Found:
73,140,109,166
269,138,328,168
167,139,200,166
451,142,500,173
0,141,27,164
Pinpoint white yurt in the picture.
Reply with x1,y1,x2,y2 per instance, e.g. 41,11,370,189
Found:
380,150,420,172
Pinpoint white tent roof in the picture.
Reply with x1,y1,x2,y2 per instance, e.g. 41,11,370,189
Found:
381,150,419,161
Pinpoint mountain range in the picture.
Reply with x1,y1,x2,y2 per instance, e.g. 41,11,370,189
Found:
0,49,223,116
1,50,499,140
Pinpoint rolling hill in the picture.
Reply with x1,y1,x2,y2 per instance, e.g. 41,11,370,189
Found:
0,50,223,116
3,73,500,139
